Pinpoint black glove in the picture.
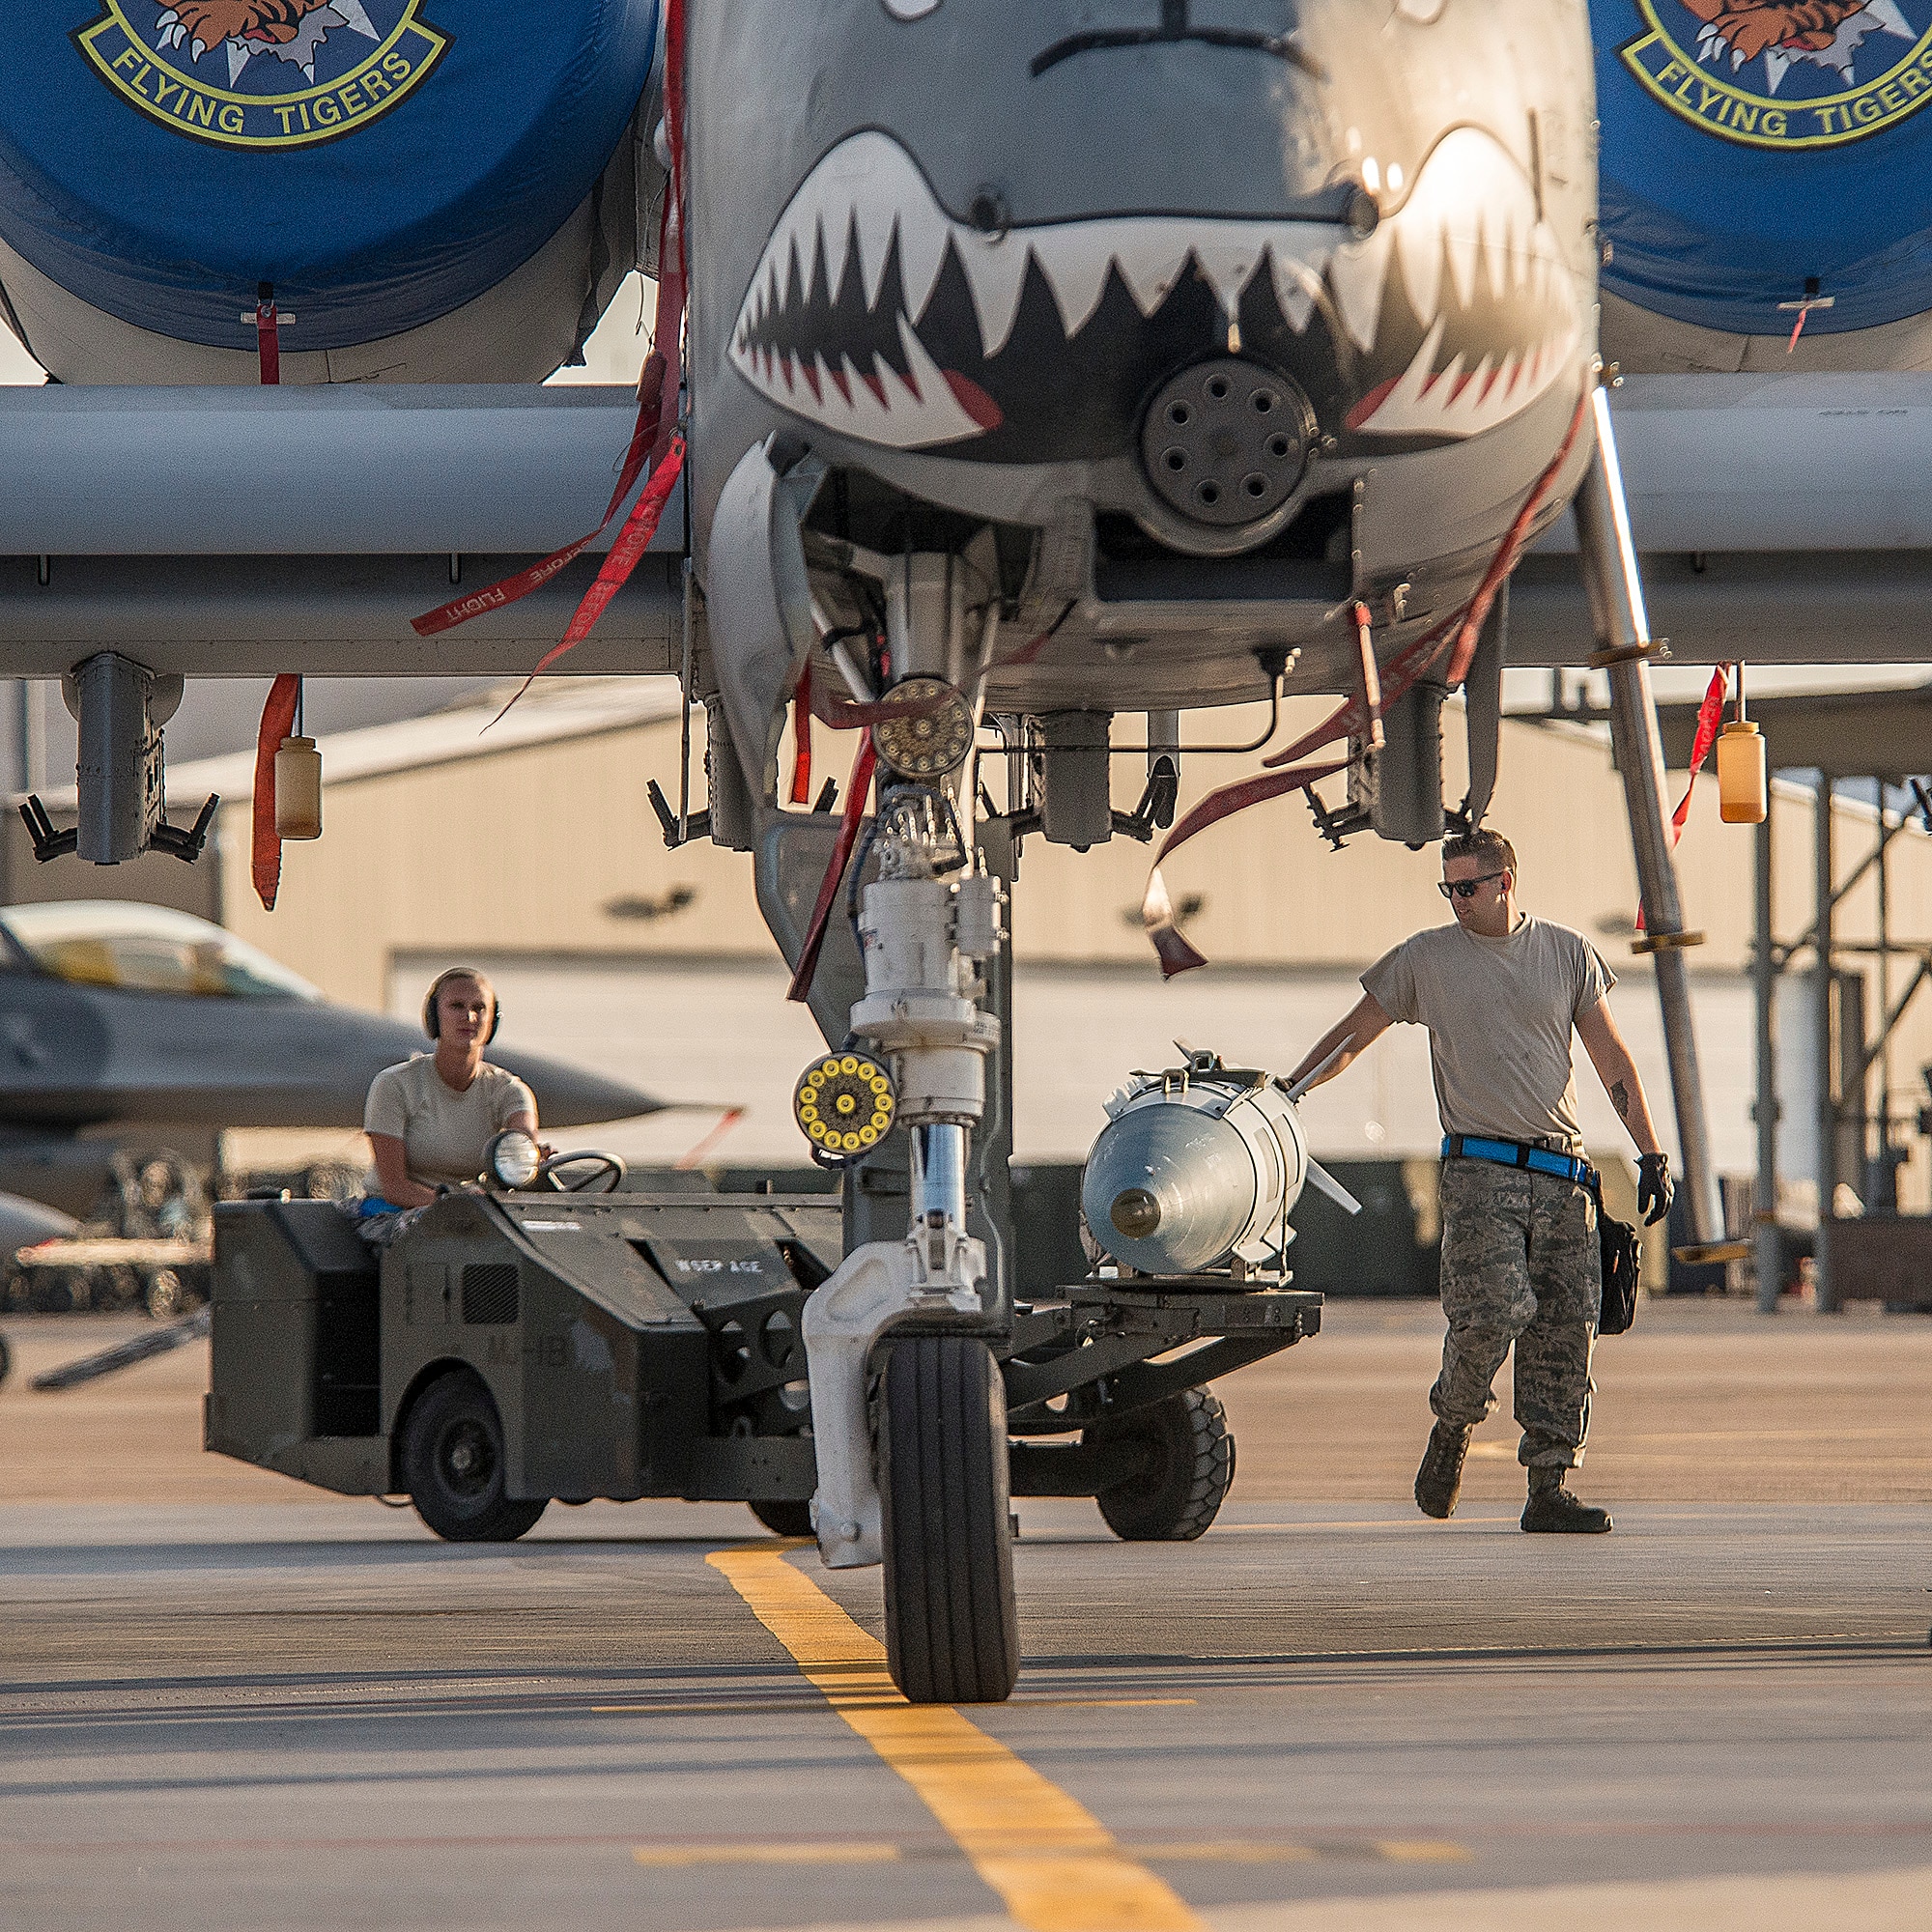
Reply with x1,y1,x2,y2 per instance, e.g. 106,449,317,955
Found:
1636,1152,1673,1228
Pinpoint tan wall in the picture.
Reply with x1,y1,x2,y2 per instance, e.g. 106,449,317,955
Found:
214,692,1932,1196
218,711,779,1011
203,685,1932,1210
220,693,1932,1003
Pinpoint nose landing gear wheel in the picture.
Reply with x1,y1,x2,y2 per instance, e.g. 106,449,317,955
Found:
1087,1385,1233,1541
401,1368,548,1543
880,1335,1019,1705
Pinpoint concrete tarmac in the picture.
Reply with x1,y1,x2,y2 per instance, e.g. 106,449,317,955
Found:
1,1301,1928,1932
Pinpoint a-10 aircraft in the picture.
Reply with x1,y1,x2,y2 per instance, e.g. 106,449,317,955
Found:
4,0,1930,1701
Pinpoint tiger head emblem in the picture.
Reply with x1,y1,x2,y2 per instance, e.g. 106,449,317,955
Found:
1682,2,1907,74
154,0,372,83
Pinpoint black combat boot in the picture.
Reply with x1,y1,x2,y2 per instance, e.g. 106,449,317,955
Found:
1520,1465,1612,1534
1413,1421,1474,1519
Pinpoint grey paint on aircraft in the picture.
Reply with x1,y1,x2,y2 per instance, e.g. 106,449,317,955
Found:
0,908,665,1213
0,388,682,557
0,553,681,679
685,0,1601,745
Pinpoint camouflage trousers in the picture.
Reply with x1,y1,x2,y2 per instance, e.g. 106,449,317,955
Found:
1430,1158,1600,1470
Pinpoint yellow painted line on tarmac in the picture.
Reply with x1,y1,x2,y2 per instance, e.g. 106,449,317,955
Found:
706,1545,1202,1932
634,1842,901,1867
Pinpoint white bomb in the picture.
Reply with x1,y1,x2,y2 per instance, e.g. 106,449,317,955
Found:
1081,1046,1356,1277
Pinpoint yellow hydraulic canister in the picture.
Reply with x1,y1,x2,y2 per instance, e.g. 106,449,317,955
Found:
1717,720,1767,825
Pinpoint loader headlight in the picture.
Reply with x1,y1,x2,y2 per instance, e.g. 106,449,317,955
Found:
487,1129,542,1189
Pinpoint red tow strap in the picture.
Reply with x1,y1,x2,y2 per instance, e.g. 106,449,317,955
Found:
251,674,300,911
1670,664,1734,841
410,316,674,641
1441,389,1589,687
1264,390,1591,776
254,282,280,385
1628,661,1732,936
1137,759,1347,978
789,669,814,805
786,739,877,1005
480,434,686,728
1141,388,1593,977
252,279,292,907
412,0,689,655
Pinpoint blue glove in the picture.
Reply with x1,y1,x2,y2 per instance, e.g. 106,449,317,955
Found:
1636,1152,1673,1228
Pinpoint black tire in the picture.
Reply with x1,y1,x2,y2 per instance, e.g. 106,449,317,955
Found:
401,1369,548,1543
880,1335,1019,1705
748,1497,814,1537
1088,1386,1234,1542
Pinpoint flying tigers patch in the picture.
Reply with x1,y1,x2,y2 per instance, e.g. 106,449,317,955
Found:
1620,1,1932,150
74,0,447,150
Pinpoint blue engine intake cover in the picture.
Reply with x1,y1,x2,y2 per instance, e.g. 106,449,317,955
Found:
1596,0,1932,336
0,1,659,351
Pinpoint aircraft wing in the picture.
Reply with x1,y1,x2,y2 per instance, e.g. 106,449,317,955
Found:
0,385,684,680
1512,372,1932,668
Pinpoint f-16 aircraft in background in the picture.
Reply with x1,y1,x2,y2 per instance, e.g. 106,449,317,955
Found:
4,0,1932,1700
0,897,663,1222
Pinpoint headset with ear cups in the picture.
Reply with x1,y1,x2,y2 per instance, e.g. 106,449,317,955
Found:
423,969,501,1045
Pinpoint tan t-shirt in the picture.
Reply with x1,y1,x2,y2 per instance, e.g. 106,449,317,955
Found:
363,1055,535,1192
1360,915,1614,1153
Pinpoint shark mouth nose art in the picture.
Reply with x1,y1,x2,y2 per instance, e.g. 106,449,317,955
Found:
730,128,1578,462
1343,128,1580,439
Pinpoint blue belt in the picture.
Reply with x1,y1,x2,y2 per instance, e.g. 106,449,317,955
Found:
1442,1135,1592,1187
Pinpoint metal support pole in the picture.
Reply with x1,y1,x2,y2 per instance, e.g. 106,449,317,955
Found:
1572,384,1723,1251
1814,776,1836,1310
10,679,28,796
1754,809,1781,1313
974,872,1015,1325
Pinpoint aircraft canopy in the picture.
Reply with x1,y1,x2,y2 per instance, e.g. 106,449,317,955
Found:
0,901,320,1002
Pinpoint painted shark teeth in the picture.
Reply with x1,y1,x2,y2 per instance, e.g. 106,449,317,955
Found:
1349,127,1579,440
730,127,1580,454
955,228,1032,358
731,132,1356,451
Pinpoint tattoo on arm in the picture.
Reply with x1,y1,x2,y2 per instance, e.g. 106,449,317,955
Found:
1610,1079,1631,1122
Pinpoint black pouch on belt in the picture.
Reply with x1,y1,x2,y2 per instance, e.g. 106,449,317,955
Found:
1580,1162,1641,1334
1597,1212,1642,1335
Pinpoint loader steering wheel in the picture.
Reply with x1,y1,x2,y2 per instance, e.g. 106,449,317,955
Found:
535,1151,627,1194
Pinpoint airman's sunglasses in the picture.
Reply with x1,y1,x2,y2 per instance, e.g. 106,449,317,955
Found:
1438,872,1506,900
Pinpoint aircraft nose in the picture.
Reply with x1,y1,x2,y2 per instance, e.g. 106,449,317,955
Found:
484,1048,666,1128
1027,8,1322,80
173,1004,668,1131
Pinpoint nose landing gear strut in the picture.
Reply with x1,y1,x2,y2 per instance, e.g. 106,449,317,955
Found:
800,778,1016,1703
